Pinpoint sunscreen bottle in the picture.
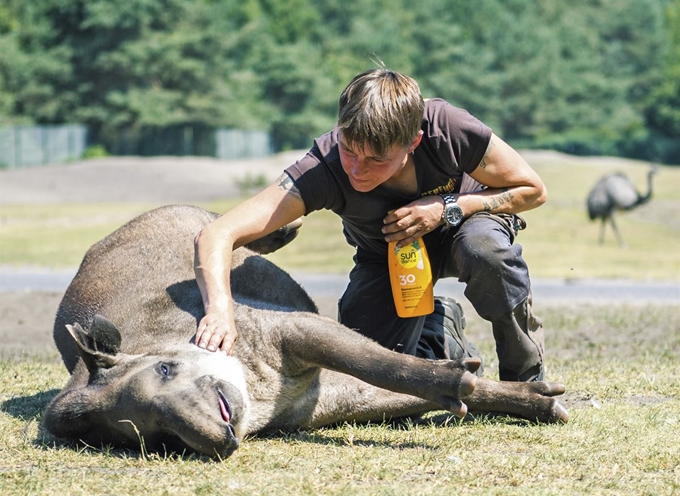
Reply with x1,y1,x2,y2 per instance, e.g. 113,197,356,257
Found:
388,238,434,318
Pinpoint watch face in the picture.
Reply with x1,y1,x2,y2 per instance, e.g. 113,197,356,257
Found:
446,204,463,226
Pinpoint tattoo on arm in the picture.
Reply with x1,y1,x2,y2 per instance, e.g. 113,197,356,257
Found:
482,188,514,212
277,174,303,202
479,135,497,169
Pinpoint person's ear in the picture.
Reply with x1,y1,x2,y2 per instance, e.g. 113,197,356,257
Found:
407,131,424,153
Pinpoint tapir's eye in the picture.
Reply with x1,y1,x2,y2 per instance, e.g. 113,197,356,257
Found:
156,362,174,379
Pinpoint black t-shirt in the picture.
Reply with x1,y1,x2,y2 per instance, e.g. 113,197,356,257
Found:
285,98,492,255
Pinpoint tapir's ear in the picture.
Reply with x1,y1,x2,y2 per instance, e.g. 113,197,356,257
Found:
89,315,122,354
67,315,122,372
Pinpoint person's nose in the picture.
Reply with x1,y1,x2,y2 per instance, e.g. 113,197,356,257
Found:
351,157,367,178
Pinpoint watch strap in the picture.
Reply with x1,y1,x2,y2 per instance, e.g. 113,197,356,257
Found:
440,193,462,227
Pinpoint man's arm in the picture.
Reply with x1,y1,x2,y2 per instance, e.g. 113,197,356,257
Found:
193,174,306,353
382,133,546,246
458,133,547,216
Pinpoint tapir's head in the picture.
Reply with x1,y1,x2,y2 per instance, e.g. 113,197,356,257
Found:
43,315,250,458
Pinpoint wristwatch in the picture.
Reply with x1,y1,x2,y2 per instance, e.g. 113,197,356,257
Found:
440,193,464,227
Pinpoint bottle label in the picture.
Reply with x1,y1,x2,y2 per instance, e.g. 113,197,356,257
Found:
388,239,434,318
396,240,424,270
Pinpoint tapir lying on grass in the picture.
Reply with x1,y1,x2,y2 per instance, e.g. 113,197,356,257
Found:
43,205,568,458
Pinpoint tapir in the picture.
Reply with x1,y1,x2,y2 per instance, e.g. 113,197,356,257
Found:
43,205,568,458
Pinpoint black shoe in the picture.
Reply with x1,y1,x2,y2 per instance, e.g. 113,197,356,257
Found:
432,296,484,376
500,364,545,382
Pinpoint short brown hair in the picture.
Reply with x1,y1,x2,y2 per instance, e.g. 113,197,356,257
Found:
338,69,424,158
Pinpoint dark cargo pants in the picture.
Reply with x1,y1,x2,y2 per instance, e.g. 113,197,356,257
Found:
338,212,545,381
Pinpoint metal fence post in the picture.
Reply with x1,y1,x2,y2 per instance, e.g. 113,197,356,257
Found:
15,126,21,168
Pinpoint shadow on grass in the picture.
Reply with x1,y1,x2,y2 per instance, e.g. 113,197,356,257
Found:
33,437,219,463
419,410,542,427
255,427,438,452
1,388,59,421
1,391,562,462
257,411,538,452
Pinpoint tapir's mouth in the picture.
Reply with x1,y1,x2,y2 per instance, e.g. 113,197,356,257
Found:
217,388,232,424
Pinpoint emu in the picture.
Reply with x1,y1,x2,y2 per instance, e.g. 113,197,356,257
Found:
586,166,658,247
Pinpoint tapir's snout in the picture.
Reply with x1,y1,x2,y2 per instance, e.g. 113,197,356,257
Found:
152,373,248,458
214,379,246,429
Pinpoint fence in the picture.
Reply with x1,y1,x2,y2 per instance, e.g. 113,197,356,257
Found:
105,126,272,159
0,125,272,168
109,125,216,156
215,129,272,160
0,125,87,168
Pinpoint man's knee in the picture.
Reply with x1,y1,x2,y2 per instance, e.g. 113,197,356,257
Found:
459,232,509,270
451,215,531,321
453,215,517,270
454,229,523,288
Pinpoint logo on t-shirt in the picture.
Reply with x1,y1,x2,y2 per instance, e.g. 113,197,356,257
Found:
421,177,456,197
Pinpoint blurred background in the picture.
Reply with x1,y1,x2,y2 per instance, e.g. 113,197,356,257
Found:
0,0,678,165
0,0,678,285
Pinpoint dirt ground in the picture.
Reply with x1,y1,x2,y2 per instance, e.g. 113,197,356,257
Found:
0,291,64,359
0,151,304,204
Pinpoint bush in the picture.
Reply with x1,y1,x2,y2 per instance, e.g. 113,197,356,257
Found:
81,145,109,159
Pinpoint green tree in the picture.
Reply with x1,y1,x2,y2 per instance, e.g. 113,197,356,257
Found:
642,0,680,162
0,0,17,124
0,0,676,162
0,0,77,124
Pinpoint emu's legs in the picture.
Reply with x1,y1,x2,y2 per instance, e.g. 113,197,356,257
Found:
609,215,627,248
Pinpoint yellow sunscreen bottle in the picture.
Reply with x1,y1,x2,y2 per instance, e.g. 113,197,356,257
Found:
388,238,434,318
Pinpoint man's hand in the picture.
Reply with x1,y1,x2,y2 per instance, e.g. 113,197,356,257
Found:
195,309,238,354
382,196,445,247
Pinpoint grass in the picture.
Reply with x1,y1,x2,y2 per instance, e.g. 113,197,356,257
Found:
0,203,162,268
1,304,678,495
1,153,678,280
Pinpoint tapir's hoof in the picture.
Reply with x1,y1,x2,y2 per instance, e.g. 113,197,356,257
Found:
552,400,569,423
529,383,569,423
450,399,468,419
457,358,480,398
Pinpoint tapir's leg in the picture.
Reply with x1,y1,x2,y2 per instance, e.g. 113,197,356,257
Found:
275,313,478,417
272,312,567,424
308,369,445,427
244,218,303,254
307,371,568,427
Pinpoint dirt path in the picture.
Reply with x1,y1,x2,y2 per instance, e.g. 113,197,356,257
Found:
0,152,303,204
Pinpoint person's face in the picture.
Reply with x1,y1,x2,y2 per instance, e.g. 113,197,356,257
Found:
338,132,422,192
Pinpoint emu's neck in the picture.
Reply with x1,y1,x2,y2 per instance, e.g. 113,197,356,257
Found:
637,168,656,205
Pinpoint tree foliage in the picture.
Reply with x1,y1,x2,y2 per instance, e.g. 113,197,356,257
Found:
0,0,677,162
